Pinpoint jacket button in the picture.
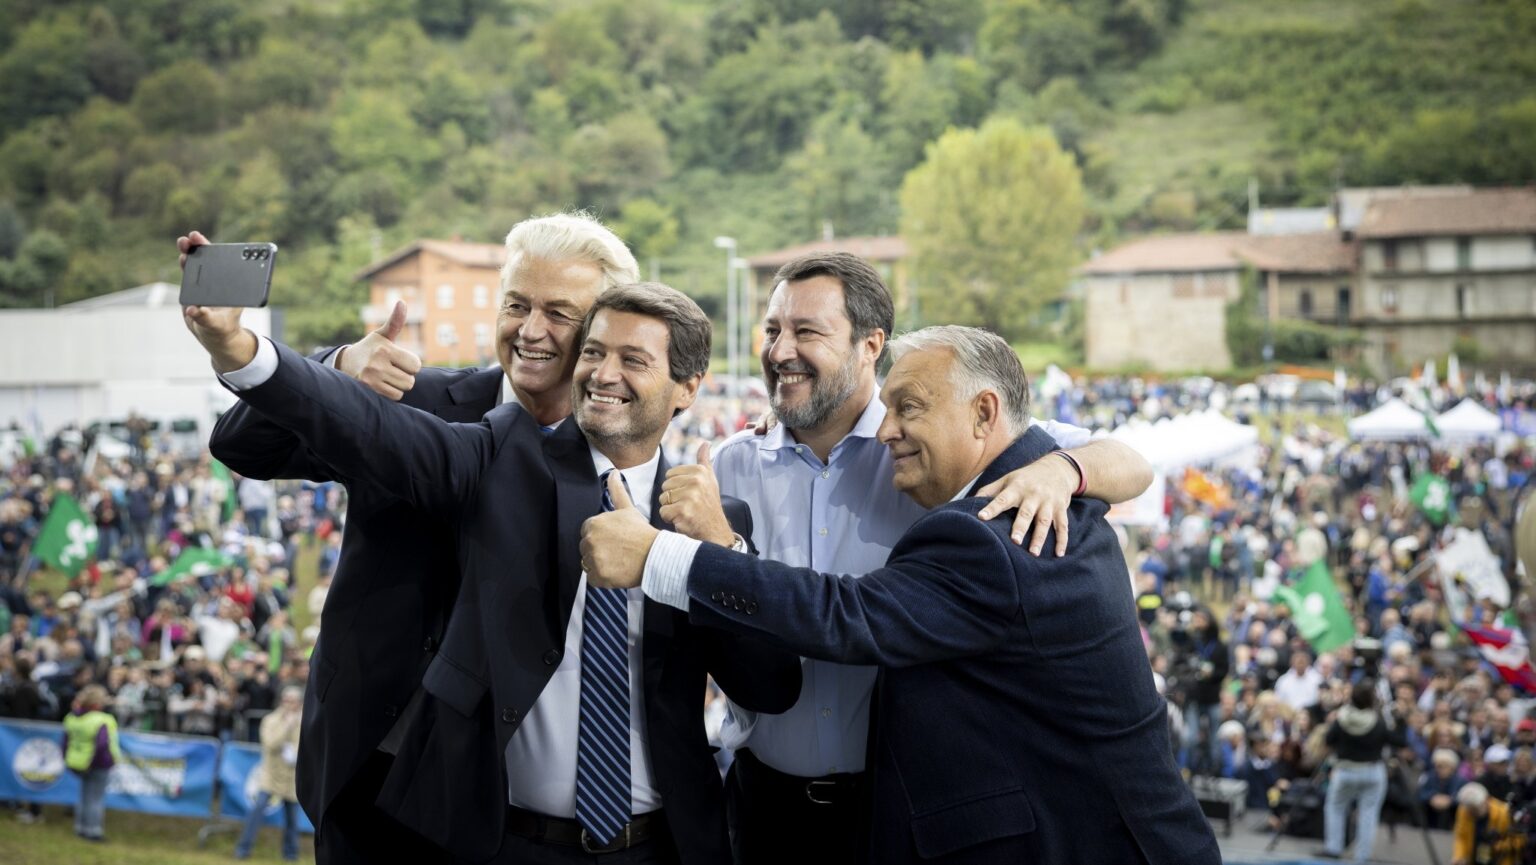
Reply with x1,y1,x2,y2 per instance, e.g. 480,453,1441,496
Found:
734,598,745,611
422,636,437,652
383,704,399,719
542,649,561,666
501,708,519,724
711,591,724,604
746,602,758,615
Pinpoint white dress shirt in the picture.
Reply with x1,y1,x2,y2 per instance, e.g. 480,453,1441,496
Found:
505,447,661,817
222,339,647,815
643,392,1091,778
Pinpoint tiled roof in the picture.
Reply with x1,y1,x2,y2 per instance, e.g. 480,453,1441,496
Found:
1080,233,1249,274
1082,231,1356,276
745,236,908,269
1356,187,1536,238
355,239,504,280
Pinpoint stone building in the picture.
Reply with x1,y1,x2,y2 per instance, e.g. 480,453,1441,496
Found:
1082,186,1536,374
356,239,504,367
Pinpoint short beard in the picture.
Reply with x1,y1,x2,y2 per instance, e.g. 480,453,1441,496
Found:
769,350,861,433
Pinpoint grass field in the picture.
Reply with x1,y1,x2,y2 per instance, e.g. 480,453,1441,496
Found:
0,805,314,864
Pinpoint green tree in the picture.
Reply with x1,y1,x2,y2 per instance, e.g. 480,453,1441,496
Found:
786,114,893,237
613,197,679,280
899,118,1084,337
131,59,224,134
0,15,93,131
567,112,672,207
331,90,438,178
980,0,1097,90
229,37,337,113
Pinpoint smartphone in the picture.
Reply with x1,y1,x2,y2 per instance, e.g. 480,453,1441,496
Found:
179,242,278,308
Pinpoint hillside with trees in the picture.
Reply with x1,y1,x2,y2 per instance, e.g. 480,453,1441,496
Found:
0,0,1531,348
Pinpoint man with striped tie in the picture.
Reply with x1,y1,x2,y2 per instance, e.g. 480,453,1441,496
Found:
195,212,646,865
185,281,802,864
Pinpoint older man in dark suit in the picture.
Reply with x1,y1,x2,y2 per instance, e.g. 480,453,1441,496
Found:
585,325,1220,864
184,213,643,864
183,282,801,864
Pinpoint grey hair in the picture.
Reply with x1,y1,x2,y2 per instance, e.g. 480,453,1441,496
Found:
1457,782,1489,808
501,211,639,293
888,326,1031,431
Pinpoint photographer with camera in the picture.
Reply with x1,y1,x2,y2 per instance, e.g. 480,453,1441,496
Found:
1453,782,1524,865
1317,680,1406,862
1177,607,1230,774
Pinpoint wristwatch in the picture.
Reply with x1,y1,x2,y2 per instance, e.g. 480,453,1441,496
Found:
729,533,750,553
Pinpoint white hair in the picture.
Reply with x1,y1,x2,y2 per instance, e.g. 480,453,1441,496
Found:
1458,782,1489,808
501,211,639,294
1431,748,1460,769
888,325,1031,431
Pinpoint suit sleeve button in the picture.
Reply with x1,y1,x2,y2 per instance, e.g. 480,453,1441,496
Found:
542,649,561,666
383,704,399,719
746,602,758,615
734,598,745,611
711,591,724,604
501,708,519,724
422,636,437,652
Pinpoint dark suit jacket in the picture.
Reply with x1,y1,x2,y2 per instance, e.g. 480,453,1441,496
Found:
210,352,501,832
228,342,800,864
682,427,1220,865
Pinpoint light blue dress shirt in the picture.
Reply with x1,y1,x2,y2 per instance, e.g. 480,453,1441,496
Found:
644,392,1092,778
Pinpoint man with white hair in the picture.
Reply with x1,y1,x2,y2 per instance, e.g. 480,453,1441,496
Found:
194,212,640,865
1453,781,1524,865
584,325,1217,864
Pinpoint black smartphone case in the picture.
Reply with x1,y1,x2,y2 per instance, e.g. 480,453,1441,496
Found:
179,242,278,308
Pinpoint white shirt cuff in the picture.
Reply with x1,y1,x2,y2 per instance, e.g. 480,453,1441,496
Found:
218,336,278,391
641,531,702,612
324,345,348,369
1034,417,1096,449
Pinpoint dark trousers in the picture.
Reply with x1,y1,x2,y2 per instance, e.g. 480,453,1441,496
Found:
492,813,680,865
315,751,453,865
726,750,865,865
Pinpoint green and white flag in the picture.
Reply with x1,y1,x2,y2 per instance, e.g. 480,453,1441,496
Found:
1272,560,1354,654
33,493,97,576
209,459,237,523
151,547,235,587
1411,473,1453,526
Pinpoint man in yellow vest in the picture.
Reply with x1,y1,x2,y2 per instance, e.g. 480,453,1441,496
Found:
61,684,121,842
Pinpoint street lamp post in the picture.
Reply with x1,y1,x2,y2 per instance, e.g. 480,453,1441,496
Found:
713,236,737,395
732,256,752,391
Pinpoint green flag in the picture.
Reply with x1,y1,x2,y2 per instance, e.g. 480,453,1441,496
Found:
1410,472,1452,526
1272,560,1354,654
151,547,234,587
33,493,97,576
209,459,237,523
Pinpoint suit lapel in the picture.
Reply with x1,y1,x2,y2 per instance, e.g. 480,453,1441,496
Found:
642,455,677,649
543,421,599,621
433,369,502,422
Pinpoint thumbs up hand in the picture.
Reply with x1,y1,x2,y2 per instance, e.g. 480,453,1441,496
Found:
336,300,424,400
658,441,735,548
581,470,659,589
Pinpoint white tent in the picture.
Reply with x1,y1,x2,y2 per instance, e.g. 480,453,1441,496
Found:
1436,398,1503,442
1347,398,1436,441
1109,409,1260,474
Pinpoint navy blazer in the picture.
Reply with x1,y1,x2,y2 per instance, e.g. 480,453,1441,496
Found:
210,351,501,832
228,342,800,864
683,427,1220,865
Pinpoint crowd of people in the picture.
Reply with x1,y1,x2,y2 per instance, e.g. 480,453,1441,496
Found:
0,419,337,749
2,367,1534,860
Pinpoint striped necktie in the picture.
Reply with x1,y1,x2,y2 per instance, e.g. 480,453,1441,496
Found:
575,469,632,844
